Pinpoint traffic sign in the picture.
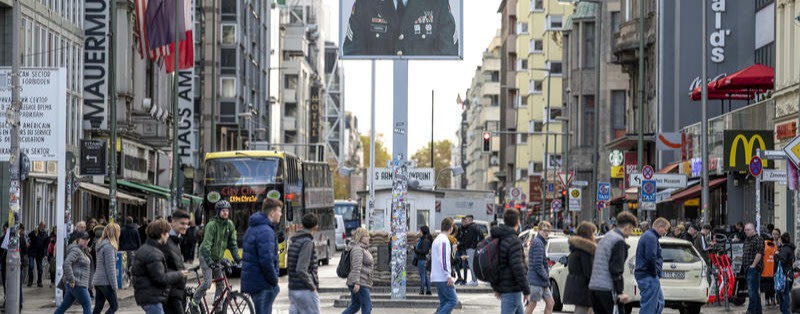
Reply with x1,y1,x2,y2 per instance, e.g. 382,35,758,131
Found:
548,183,554,193
597,182,611,201
572,180,589,187
510,187,521,199
629,173,688,188
749,155,763,177
762,169,788,183
80,139,107,176
551,199,562,211
557,171,574,188
642,165,654,180
568,188,582,211
641,180,657,203
784,135,800,167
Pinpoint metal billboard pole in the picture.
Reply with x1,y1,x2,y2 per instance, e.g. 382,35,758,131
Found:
172,0,182,210
6,0,22,312
701,0,710,224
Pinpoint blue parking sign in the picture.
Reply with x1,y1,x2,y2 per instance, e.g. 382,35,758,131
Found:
597,182,611,201
642,180,657,203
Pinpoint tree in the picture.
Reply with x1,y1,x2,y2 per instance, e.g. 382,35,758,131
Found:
360,134,391,170
334,173,350,200
412,140,453,188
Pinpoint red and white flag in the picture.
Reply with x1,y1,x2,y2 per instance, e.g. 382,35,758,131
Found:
135,0,169,60
164,0,194,73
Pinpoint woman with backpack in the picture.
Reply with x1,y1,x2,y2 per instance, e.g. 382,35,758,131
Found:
563,222,597,314
342,227,373,314
774,232,795,314
414,226,433,295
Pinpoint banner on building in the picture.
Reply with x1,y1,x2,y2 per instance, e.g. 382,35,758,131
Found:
84,0,110,130
177,68,195,167
309,85,321,144
723,130,774,172
529,175,542,203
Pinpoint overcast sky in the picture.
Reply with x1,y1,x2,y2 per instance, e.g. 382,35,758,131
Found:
327,0,502,159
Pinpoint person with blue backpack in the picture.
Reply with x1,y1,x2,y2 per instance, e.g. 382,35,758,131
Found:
414,226,433,295
774,232,795,314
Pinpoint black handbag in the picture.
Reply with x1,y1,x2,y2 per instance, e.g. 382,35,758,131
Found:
56,277,65,290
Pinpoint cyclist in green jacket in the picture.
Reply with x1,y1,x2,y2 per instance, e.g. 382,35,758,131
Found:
192,200,241,307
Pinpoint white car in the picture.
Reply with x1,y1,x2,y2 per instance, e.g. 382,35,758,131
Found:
334,215,346,251
549,236,708,314
519,229,568,262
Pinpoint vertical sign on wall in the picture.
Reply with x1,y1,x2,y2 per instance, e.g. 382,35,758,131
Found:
83,0,109,129
176,0,195,167
309,85,321,144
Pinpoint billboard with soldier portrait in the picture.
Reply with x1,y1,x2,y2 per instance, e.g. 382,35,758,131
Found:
339,0,463,60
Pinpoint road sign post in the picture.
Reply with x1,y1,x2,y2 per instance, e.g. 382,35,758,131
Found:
551,199,562,212
80,140,108,176
751,153,763,230
641,180,657,211
569,188,582,211
597,182,611,202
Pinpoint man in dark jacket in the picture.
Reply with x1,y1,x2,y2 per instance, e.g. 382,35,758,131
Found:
743,222,764,314
461,215,484,286
138,218,149,245
131,219,187,312
589,212,638,314
635,217,670,314
287,213,320,312
489,208,529,314
692,224,714,267
526,221,553,314
162,210,190,314
242,198,282,314
119,217,141,284
27,221,48,287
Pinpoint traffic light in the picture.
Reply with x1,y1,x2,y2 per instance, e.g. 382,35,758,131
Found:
482,131,491,152
560,189,567,204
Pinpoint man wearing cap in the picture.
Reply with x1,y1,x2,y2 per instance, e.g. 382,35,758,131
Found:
192,200,241,309
342,0,459,56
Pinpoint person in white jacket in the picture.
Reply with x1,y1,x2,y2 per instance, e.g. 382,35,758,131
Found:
431,217,458,314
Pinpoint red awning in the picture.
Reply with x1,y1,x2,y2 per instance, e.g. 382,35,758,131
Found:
714,64,774,90
669,177,727,203
658,162,681,174
689,88,759,101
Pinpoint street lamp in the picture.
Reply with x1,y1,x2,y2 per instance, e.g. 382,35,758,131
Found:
435,166,465,189
531,67,554,224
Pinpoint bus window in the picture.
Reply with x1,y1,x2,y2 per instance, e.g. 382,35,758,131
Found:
206,158,279,185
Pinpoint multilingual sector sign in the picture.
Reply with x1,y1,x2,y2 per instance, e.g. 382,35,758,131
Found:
0,68,67,161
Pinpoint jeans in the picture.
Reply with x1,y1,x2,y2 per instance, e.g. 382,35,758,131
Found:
434,282,458,314
28,255,43,285
466,249,477,283
636,275,664,314
747,267,762,314
778,282,791,314
418,260,430,292
54,285,92,314
92,285,118,314
250,286,280,314
288,290,320,314
342,286,371,314
141,303,165,314
193,256,223,304
500,292,524,314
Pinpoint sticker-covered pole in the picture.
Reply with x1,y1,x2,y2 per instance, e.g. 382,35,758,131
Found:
5,0,22,312
391,60,409,300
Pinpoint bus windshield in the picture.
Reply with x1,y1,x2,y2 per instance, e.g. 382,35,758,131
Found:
205,157,281,185
334,203,357,220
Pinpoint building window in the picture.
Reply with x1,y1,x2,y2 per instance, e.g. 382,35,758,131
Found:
544,108,562,123
508,16,517,35
221,1,237,15
546,15,564,30
516,168,529,181
221,24,237,44
221,48,236,68
529,162,543,174
582,22,595,68
284,74,298,89
582,96,595,146
612,90,626,131
755,43,775,69
416,210,430,229
489,95,499,106
530,39,543,54
516,58,528,71
529,120,544,132
529,80,543,94
516,22,529,34
485,70,500,82
547,154,563,169
546,61,563,75
516,133,528,145
611,11,621,33
531,0,544,11
219,102,237,123
221,77,237,98
508,53,517,71
515,94,528,108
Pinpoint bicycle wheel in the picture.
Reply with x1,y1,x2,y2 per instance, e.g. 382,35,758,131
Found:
222,292,255,314
184,289,208,314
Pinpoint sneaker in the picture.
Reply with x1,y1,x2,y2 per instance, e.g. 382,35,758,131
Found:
37,283,42,288
425,290,432,295
419,291,425,295
26,282,31,288
467,281,478,287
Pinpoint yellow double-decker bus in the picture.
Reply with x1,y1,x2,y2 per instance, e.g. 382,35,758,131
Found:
203,150,334,273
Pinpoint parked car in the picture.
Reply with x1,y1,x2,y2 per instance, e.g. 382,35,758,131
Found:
518,228,567,260
548,236,708,314
334,215,346,251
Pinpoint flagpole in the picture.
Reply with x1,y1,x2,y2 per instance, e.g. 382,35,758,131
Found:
172,0,182,211
109,0,119,222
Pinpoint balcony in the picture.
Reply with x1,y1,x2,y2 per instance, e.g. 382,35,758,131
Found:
613,14,656,64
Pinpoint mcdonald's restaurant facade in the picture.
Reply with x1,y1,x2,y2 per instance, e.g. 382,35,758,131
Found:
678,98,796,234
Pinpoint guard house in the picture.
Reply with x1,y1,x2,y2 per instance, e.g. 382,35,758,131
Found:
357,188,444,233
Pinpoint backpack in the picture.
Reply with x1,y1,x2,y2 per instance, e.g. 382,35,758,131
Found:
474,236,501,284
336,249,351,279
775,262,786,292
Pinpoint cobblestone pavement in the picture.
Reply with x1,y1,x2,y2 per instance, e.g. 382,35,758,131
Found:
6,253,784,313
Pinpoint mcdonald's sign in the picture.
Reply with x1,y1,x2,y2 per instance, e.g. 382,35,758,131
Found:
723,130,774,172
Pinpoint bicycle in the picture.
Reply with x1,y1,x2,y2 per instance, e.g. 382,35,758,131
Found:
184,259,255,314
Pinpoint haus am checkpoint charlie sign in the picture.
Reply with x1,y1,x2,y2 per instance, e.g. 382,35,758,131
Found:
0,68,66,161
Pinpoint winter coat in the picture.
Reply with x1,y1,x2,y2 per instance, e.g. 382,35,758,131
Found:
414,235,433,259
527,233,549,287
131,239,184,305
241,212,279,293
589,228,629,293
774,243,796,281
287,230,319,291
489,225,530,295
119,223,141,251
458,223,485,250
63,243,92,288
346,241,374,288
634,228,663,279
162,233,186,300
28,229,49,258
181,226,198,262
199,217,240,264
91,239,118,290
563,236,596,307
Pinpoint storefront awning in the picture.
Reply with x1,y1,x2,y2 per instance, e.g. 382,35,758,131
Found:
669,177,727,203
117,180,203,205
658,162,681,174
80,182,146,205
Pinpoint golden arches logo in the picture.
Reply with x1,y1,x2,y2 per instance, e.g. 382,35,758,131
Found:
729,134,768,168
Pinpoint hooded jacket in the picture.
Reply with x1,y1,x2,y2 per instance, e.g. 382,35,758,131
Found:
346,240,374,288
162,232,187,300
489,225,530,295
527,233,550,287
132,239,184,305
119,223,141,251
414,227,433,260
199,216,240,264
563,236,596,307
63,243,92,288
241,211,279,293
91,239,118,290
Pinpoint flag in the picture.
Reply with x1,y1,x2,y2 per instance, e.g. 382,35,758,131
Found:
135,0,169,59
146,0,185,52
165,0,194,73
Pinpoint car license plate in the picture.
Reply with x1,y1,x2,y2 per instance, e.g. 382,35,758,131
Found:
662,271,685,280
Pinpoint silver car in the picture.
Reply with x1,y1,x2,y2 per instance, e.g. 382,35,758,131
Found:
335,215,346,251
